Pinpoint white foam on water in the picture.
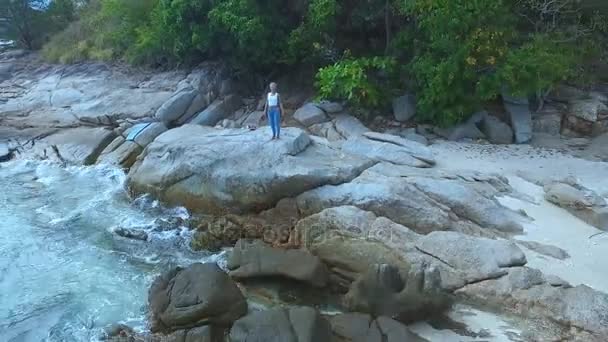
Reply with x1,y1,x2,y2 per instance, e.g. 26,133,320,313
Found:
0,160,218,341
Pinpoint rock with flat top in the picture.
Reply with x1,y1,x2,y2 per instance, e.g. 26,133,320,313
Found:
227,239,328,287
128,126,373,214
294,103,329,127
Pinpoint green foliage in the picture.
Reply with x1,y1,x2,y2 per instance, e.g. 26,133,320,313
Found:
316,56,396,108
499,34,578,97
285,0,339,64
405,0,516,126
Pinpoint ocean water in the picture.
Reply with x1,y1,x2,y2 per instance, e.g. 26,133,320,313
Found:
0,161,218,342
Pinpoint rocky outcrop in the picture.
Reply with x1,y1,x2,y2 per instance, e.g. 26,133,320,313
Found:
229,307,332,342
502,93,532,144
293,103,330,127
392,94,416,122
343,263,450,321
30,127,116,165
330,313,427,342
416,231,527,283
128,126,374,214
544,181,608,230
295,164,523,235
227,239,329,287
457,267,608,341
333,114,371,139
148,263,247,333
516,240,570,260
188,94,242,126
480,115,513,144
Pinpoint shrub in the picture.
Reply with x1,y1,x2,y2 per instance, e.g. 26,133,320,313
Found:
315,56,396,108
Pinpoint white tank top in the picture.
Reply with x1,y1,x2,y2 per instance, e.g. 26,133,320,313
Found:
267,92,279,107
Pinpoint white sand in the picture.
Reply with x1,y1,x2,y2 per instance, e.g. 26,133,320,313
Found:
413,140,608,341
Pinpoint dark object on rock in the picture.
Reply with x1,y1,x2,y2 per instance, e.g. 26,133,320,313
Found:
148,263,247,333
100,323,134,340
229,307,332,342
227,239,329,287
114,227,148,241
330,313,428,342
343,263,451,322
0,143,12,162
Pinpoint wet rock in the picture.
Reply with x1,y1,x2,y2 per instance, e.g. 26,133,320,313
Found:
113,227,148,241
227,239,329,287
516,240,570,260
333,114,371,139
544,182,608,230
0,142,12,162
503,93,532,143
329,313,427,342
97,140,142,169
480,115,513,144
229,307,332,342
128,126,372,214
343,263,450,321
392,94,416,122
152,217,188,232
294,103,330,127
100,323,135,340
148,263,247,332
189,95,242,126
416,231,527,283
33,127,117,165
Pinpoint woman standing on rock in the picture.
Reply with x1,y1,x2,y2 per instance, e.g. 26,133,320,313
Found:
264,82,284,140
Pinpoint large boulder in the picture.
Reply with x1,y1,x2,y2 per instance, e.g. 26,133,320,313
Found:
148,263,247,332
33,127,116,165
333,114,371,139
569,98,608,123
329,313,427,342
392,94,416,122
341,133,435,168
315,101,343,114
227,239,329,287
188,95,242,126
416,231,527,283
502,93,532,143
309,122,344,141
128,126,373,214
480,115,513,144
125,122,168,147
457,267,608,341
296,164,522,235
229,307,332,342
154,88,198,125
544,182,608,230
294,103,330,127
97,139,142,169
343,263,450,321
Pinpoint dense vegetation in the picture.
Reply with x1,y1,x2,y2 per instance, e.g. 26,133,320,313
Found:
3,0,608,125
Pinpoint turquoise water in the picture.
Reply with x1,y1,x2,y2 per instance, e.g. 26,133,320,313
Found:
0,161,214,341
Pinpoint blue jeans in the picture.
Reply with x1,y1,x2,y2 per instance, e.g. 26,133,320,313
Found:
268,107,281,137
